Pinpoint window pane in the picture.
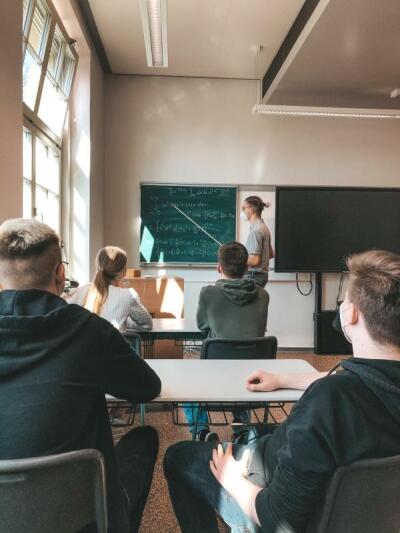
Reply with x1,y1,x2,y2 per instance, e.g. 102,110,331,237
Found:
23,179,32,219
36,137,60,194
60,46,76,97
38,75,68,137
35,185,60,233
23,129,32,180
23,0,31,33
23,47,41,109
48,26,63,80
28,0,50,57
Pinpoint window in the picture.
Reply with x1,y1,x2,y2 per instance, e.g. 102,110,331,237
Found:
22,0,78,236
23,125,61,234
22,0,52,110
22,0,77,142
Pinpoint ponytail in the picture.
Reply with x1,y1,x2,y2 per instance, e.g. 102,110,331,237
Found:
244,196,270,216
83,246,127,315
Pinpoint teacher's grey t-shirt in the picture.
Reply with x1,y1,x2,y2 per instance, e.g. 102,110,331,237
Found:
246,219,271,272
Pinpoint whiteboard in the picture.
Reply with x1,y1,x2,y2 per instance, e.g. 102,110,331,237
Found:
238,189,296,281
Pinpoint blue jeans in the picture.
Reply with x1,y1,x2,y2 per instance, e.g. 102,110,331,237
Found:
182,403,251,437
164,437,269,533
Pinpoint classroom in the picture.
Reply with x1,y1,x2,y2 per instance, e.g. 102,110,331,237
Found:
0,1,400,532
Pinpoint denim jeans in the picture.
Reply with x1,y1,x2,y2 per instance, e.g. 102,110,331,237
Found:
243,270,269,289
182,403,251,437
164,437,269,533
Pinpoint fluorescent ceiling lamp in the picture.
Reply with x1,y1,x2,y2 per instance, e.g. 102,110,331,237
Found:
252,104,400,119
139,0,168,67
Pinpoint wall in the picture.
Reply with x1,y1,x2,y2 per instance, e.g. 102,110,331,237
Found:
103,75,400,347
54,0,104,281
0,0,22,221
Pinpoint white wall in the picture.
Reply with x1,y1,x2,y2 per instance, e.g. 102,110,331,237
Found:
54,0,105,282
103,75,400,347
0,0,22,221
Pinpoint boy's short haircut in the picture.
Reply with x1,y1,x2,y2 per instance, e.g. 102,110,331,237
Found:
218,241,249,279
0,218,61,289
347,249,400,347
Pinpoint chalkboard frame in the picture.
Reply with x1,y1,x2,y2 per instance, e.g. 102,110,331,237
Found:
139,183,238,266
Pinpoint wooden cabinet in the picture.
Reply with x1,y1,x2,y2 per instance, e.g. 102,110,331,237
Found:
120,276,185,358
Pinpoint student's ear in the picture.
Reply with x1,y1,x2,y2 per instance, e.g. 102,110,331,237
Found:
217,264,222,274
348,303,359,325
56,262,66,295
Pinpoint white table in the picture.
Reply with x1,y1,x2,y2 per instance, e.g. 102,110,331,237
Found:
147,359,315,403
126,318,206,358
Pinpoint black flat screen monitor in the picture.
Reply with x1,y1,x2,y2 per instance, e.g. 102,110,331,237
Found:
275,187,400,272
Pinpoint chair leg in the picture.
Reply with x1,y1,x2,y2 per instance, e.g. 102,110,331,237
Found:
140,404,146,425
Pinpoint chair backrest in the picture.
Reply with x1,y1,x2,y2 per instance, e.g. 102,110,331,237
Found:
201,337,277,360
0,449,108,533
307,455,400,533
124,332,142,356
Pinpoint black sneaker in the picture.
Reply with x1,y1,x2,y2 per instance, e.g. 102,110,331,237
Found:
197,428,220,443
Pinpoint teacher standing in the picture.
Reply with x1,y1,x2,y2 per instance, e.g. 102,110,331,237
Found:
240,195,274,288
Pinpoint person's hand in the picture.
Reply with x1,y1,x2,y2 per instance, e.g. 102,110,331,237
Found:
246,370,282,392
209,444,250,495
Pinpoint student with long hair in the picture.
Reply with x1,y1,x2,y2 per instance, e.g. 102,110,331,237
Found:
70,246,152,333
240,196,274,288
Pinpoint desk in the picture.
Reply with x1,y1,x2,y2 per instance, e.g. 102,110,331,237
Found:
147,359,315,402
126,318,206,358
107,358,316,430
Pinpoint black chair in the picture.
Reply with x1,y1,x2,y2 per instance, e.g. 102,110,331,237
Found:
124,331,142,356
201,336,277,360
307,455,400,533
0,449,107,533
108,333,142,428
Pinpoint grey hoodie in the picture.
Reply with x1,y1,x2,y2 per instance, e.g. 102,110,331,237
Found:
196,278,269,338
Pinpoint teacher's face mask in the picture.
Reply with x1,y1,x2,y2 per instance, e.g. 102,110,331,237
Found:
240,210,249,222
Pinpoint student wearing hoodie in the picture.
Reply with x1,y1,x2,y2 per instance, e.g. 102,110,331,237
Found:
0,219,161,533
183,241,269,441
165,249,400,533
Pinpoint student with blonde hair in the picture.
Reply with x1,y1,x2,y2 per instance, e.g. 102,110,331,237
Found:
70,246,153,333
0,219,161,533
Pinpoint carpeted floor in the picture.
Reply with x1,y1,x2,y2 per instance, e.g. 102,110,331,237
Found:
112,351,348,533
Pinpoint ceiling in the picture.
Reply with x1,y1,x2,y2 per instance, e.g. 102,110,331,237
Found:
84,0,400,110
268,0,400,109
86,0,304,79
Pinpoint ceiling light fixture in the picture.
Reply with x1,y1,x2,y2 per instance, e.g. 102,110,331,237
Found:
252,104,400,120
390,88,400,99
139,0,168,67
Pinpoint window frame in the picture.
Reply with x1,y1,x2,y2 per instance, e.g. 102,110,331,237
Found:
23,118,62,237
23,0,78,145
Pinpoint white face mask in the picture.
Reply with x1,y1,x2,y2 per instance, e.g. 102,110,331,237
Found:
339,302,353,344
240,211,248,222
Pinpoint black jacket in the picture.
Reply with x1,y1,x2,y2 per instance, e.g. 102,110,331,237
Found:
255,357,400,532
0,289,161,533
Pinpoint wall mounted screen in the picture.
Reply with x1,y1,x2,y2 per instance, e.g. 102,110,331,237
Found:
275,187,400,272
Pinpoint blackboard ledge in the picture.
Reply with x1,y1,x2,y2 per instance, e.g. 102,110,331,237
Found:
140,262,218,268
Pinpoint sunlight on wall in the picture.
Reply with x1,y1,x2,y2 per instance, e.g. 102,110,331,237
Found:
160,279,184,318
75,131,91,178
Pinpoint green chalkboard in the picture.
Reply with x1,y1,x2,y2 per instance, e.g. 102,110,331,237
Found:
140,184,237,264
